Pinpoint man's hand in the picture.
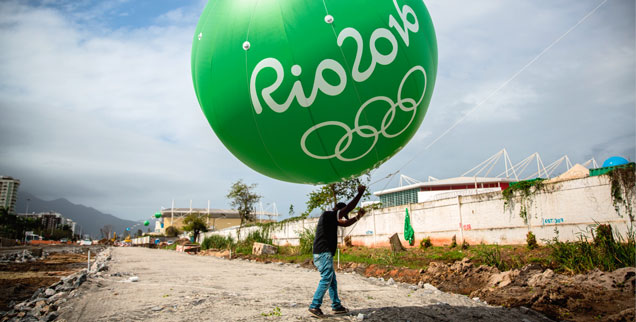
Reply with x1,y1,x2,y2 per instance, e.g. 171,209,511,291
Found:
357,185,366,194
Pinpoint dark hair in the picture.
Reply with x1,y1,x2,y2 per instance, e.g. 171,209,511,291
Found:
335,202,347,210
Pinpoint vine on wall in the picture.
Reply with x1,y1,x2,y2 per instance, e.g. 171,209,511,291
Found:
605,166,635,222
502,178,546,224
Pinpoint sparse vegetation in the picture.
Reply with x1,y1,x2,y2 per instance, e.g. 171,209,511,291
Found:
547,225,635,273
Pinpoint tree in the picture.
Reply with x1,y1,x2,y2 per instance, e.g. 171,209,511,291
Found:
165,226,179,237
183,213,208,241
288,205,295,217
304,174,371,216
100,225,113,239
227,179,262,225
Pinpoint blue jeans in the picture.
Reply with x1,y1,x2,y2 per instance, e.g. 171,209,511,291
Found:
309,252,342,310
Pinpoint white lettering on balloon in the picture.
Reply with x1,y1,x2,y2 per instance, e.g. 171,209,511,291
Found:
249,0,425,161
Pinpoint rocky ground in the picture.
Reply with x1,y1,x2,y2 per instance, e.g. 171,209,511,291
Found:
0,245,105,320
44,247,554,321
3,246,633,321
214,250,635,322
329,258,635,322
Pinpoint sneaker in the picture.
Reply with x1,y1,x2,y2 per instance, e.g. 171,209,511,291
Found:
332,306,349,314
309,308,324,318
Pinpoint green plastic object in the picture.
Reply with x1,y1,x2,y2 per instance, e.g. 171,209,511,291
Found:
144,220,150,226
154,212,162,219
192,0,437,184
404,208,414,246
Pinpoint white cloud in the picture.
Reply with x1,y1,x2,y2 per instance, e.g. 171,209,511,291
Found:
0,0,633,221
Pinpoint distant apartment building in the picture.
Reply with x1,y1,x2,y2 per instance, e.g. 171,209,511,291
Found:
18,211,75,234
0,176,20,214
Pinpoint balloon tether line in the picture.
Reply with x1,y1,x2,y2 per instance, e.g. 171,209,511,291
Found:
396,0,609,173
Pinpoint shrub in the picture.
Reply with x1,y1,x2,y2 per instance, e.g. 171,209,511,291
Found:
526,231,538,250
165,226,179,237
236,229,273,254
461,239,470,249
201,235,233,250
450,235,457,248
298,228,315,255
419,237,432,249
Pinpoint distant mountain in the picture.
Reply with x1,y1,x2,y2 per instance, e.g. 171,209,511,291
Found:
15,191,139,239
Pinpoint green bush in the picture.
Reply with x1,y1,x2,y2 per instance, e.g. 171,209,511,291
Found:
526,231,538,249
201,235,234,250
419,237,432,249
298,228,315,255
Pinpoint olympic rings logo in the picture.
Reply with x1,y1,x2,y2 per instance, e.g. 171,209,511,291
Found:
300,65,427,162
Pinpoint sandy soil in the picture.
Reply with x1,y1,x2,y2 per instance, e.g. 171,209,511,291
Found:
56,248,553,321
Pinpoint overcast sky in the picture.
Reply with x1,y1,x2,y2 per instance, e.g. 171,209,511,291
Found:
1,0,634,222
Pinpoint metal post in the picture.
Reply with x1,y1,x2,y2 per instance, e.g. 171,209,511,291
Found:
87,250,91,272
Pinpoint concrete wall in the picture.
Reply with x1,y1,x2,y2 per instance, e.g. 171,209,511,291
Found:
199,176,635,247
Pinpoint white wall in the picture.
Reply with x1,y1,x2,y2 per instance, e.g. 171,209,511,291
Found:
199,176,635,247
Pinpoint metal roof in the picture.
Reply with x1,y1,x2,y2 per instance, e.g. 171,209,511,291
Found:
373,176,516,196
159,208,277,219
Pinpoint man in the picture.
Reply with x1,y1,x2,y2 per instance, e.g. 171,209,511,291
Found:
309,185,367,318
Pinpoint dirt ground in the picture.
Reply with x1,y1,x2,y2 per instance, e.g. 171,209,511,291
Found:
56,247,554,321
333,259,635,322
203,249,635,322
0,250,90,311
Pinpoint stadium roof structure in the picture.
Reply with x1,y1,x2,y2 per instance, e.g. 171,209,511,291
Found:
374,176,515,196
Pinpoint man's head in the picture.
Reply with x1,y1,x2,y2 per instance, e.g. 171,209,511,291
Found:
335,202,348,219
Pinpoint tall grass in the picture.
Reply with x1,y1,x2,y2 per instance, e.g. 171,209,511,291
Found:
475,244,508,271
201,235,234,250
547,225,635,273
298,228,315,255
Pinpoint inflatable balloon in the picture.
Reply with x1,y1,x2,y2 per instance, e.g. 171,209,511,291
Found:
143,220,150,226
154,212,162,219
602,156,629,168
192,0,437,184
126,227,131,231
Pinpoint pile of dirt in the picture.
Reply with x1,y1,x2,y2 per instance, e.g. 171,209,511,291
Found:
337,258,634,322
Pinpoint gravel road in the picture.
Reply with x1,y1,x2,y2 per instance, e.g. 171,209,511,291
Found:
57,248,553,321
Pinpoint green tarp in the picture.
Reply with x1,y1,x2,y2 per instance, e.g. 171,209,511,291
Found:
404,208,414,246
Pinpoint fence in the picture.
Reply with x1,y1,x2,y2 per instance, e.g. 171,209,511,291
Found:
199,175,634,247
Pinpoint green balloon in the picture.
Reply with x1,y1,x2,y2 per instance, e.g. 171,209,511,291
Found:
144,220,150,226
154,212,162,219
192,0,437,184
